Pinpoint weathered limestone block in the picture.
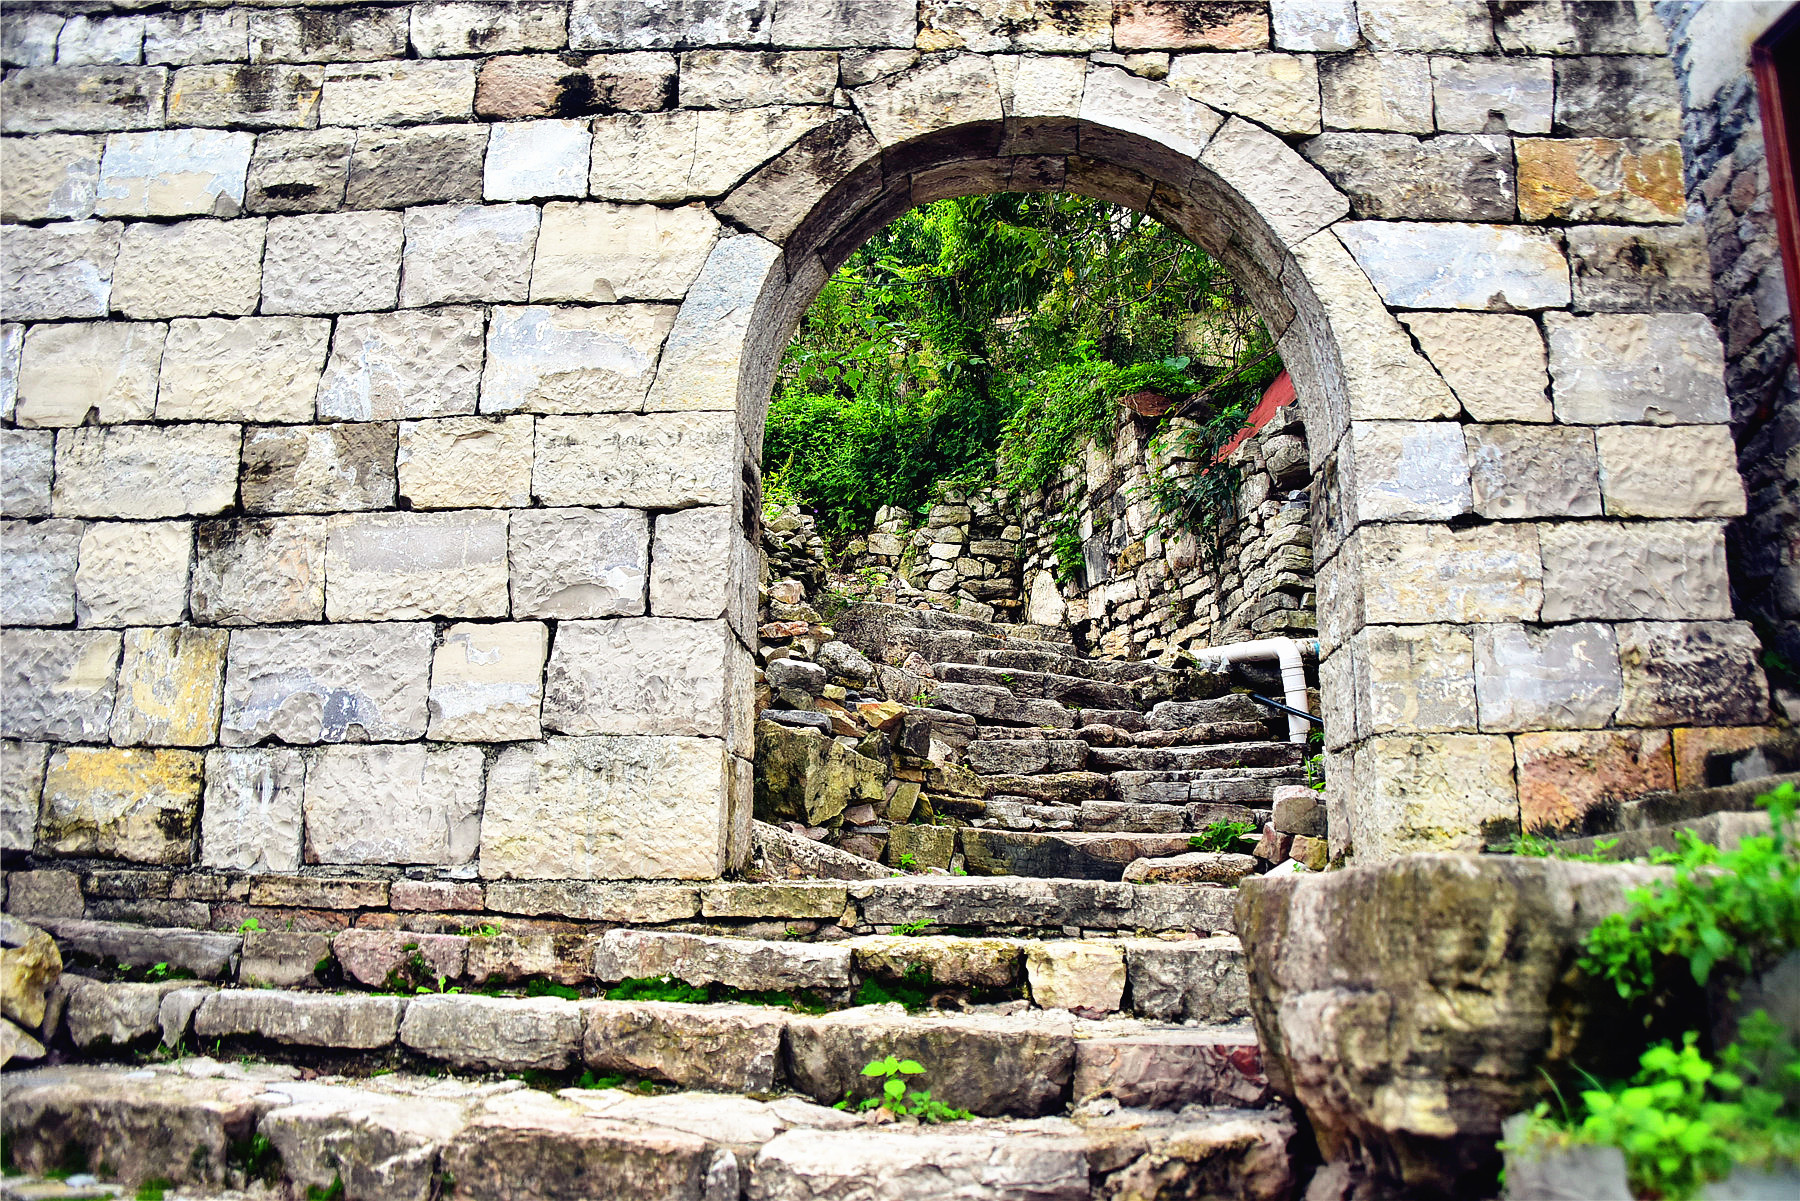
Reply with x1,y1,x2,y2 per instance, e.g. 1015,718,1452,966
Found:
0,66,167,133
1301,132,1511,220
584,1000,787,1091
1,133,101,221
249,6,406,62
1539,520,1731,623
1,10,63,67
1319,53,1432,133
403,994,584,1071
429,622,548,742
110,627,227,746
38,746,201,864
1345,421,1470,522
194,990,404,1048
1271,0,1358,51
1337,221,1571,310
262,210,403,315
241,930,335,988
156,315,329,422
200,747,305,871
0,630,120,742
1122,851,1258,884
714,113,880,244
1554,55,1680,139
531,201,720,302
190,517,327,624
593,929,853,993
544,618,736,738
1359,523,1542,625
220,622,431,744
56,17,142,66
94,128,253,217
510,506,649,618
1595,425,1745,518
240,422,397,513
1083,64,1225,180
398,415,534,508
650,506,733,619
1351,733,1519,857
1077,1029,1269,1112
1237,856,1667,1194
166,63,324,128
644,233,780,413
485,879,697,922
1115,0,1270,50
481,735,734,880
920,0,1108,51
332,928,467,989
589,107,834,202
346,123,486,209
475,51,674,118
304,744,483,865
393,878,486,912
1122,936,1251,1023
1465,423,1600,519
320,60,476,125
1516,729,1674,835
1355,624,1479,735
325,509,509,619
3,518,80,626
245,128,351,212
1401,312,1551,422
1,220,121,320
1,917,62,1029
1025,941,1126,1011
1,428,53,517
318,307,483,420
1516,136,1684,223
773,0,915,47
65,979,203,1049
443,1093,719,1200
1,742,49,851
110,218,265,318
1494,0,1665,53
1616,621,1771,728
887,823,955,870
1474,622,1622,732
13,321,160,428
481,304,676,413
484,118,589,200
412,1,567,56
680,49,835,106
74,520,192,626
1166,52,1319,135
850,935,1022,990
534,412,735,507
143,11,250,65
402,199,540,301
1545,312,1728,425
256,1085,469,1201
1566,224,1712,313
1429,57,1551,133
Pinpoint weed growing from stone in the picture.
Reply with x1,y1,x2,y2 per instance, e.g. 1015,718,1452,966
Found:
603,974,830,1013
135,1180,171,1201
834,1056,973,1123
1497,833,1620,861
892,919,933,936
459,923,502,937
1188,819,1257,853
236,918,262,934
897,851,918,869
522,979,581,1001
305,1176,345,1201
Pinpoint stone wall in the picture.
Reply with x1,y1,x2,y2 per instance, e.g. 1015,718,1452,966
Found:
1657,0,1800,720
0,0,1777,878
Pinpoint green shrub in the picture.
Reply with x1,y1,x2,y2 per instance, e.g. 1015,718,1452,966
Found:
1189,819,1257,853
833,1056,974,1123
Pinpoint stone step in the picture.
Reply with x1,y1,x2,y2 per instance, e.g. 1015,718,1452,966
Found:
966,646,1165,685
981,771,1115,805
915,679,1080,729
1112,767,1305,807
962,831,1199,880
966,738,1090,776
1146,694,1270,728
933,663,1141,711
1,1061,1296,1200
1090,743,1304,773
1580,770,1800,838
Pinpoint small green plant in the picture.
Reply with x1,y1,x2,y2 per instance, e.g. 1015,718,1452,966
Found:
834,1056,973,1123
135,1180,172,1201
522,978,581,1001
236,917,262,934
226,1132,281,1186
1498,832,1620,862
144,962,172,982
460,922,503,938
575,1069,627,1090
306,1176,346,1201
606,975,711,1004
897,851,918,869
1188,819,1257,853
892,919,933,936
1305,752,1326,792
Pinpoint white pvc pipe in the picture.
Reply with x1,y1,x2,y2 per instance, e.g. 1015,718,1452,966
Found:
1192,637,1316,743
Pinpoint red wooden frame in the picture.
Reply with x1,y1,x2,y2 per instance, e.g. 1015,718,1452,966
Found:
1754,5,1800,337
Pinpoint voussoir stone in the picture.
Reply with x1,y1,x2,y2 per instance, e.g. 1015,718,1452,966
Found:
195,989,405,1048
401,993,584,1071
584,1000,787,1091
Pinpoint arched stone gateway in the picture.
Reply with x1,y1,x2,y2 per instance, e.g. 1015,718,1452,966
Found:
0,0,1772,888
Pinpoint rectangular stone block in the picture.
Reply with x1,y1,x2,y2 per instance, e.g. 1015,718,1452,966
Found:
484,878,696,921
261,210,403,315
14,321,164,426
0,629,120,742
1114,0,1267,49
1360,522,1542,624
1349,732,1517,857
2,517,81,625
1474,622,1622,732
481,304,676,414
484,118,590,201
58,14,143,67
1,741,48,852
1539,520,1732,623
475,51,674,118
480,735,733,880
245,128,352,212
1546,313,1729,425
570,0,773,49
398,415,534,509
304,743,483,865
1,429,52,518
1553,56,1680,138
94,128,253,217
1,220,121,320
1515,729,1673,836
1336,221,1571,310
588,107,834,202
167,64,324,128
345,123,487,209
680,49,836,107
544,618,736,739
1345,421,1471,522
1355,623,1478,735
157,316,329,423
1566,224,1713,314
220,622,431,745
1319,52,1432,133
530,201,720,302
412,2,568,57
1516,136,1684,223
111,218,266,319
320,60,476,125
1429,56,1551,133
534,412,735,508
509,506,649,618
143,11,250,65
1595,425,1746,518
194,991,403,1048
239,422,397,514
191,517,327,625
1492,1,1665,54
3,11,65,68
249,7,407,63
392,879,485,911
1,133,102,221
1616,621,1771,728
399,203,539,306
318,307,485,420
39,746,202,865
650,506,734,620
1465,423,1601,520
773,0,914,47
429,621,549,742
0,323,17,421
200,748,305,872
325,509,510,620
1301,132,1512,220
0,66,167,133
1166,52,1321,136
54,424,241,518
110,627,227,748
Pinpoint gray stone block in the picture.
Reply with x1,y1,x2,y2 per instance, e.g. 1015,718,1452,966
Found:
474,51,674,118
1,518,80,626
1465,423,1601,520
401,993,583,1071
1615,621,1771,728
544,617,737,738
584,1000,787,1091
1302,132,1512,220
167,63,323,128
303,743,483,865
191,516,327,625
411,1,568,57
249,7,407,63
345,123,487,208
245,128,353,212
201,747,305,872
219,622,431,745
318,308,485,420
509,506,649,618
1338,221,1571,311
321,60,477,125
0,629,120,741
484,117,589,200
1429,56,1551,133
482,304,675,414
1539,520,1732,623
0,66,166,133
54,424,241,519
1474,622,1622,732
399,203,539,306
111,219,266,319
1546,313,1729,425
1,220,120,320
261,210,403,315
591,928,852,992
533,412,735,508
239,422,396,514
1,429,52,517
1319,52,1431,132
95,128,253,218
0,133,101,222
14,320,163,428
194,990,405,1049
143,11,250,65
324,509,510,620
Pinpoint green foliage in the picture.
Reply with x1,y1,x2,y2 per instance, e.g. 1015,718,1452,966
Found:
892,919,933,936
135,1180,172,1201
227,1132,281,1186
897,851,918,869
575,1069,628,1090
606,975,711,1004
854,965,939,1012
1189,819,1257,853
459,923,502,938
1579,783,1799,1008
235,917,262,934
522,978,581,1001
306,1178,345,1201
1499,832,1621,862
603,974,829,1013
834,1056,974,1123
